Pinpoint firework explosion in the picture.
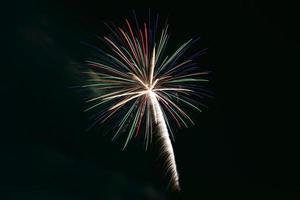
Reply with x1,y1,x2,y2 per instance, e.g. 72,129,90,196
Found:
82,14,209,190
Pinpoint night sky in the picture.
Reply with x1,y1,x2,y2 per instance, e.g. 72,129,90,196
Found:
2,0,300,199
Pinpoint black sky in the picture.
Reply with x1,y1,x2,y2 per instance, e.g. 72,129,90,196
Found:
2,0,300,199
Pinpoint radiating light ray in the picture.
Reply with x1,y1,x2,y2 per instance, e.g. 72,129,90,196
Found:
81,14,209,191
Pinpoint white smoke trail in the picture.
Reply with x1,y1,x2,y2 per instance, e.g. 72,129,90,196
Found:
148,91,180,190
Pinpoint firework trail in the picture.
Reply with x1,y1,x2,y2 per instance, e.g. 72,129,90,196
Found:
81,13,209,190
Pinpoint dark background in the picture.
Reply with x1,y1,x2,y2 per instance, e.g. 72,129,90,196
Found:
2,0,299,199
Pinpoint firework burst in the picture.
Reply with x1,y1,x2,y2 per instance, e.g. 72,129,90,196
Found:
81,14,209,190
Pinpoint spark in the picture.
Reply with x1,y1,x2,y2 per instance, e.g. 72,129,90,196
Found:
81,14,209,190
